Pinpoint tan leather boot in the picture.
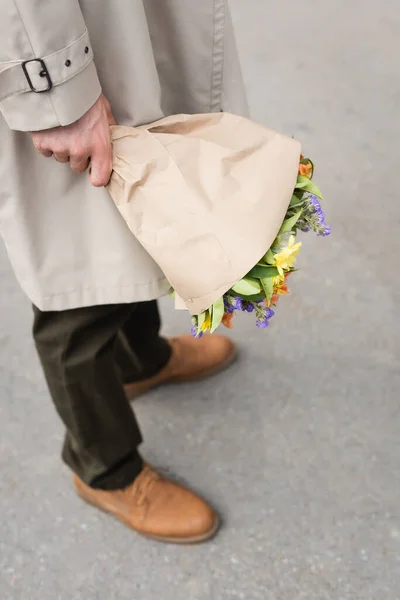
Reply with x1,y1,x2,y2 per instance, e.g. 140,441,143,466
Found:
124,334,236,400
74,464,219,544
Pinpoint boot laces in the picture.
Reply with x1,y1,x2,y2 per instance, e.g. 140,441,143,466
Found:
130,465,160,506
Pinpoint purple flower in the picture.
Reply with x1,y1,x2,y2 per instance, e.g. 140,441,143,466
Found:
190,324,203,338
224,297,236,314
304,195,331,237
256,307,275,328
233,296,244,310
309,196,325,225
233,297,256,312
319,224,331,237
309,194,322,213
256,318,269,328
244,302,255,313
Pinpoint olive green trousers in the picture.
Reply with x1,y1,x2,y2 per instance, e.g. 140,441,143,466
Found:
33,301,171,490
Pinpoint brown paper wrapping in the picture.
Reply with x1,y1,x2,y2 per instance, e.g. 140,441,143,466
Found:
107,113,301,315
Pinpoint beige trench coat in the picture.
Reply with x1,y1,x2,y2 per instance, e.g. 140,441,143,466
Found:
0,0,248,310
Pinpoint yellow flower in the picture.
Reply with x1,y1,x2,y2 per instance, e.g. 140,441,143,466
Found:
273,280,289,296
272,274,285,287
201,311,212,332
273,235,302,275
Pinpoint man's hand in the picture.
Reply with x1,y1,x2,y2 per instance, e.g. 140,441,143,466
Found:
30,94,116,187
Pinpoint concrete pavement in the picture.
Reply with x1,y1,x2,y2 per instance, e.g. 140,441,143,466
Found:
1,1,400,598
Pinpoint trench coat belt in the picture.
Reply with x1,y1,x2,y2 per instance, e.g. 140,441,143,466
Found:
0,29,93,102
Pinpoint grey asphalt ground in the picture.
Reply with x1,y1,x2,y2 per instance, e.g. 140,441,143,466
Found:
1,1,399,599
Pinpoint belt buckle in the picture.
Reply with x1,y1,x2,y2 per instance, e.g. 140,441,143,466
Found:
22,58,53,93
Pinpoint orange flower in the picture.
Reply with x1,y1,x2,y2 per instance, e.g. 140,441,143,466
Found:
275,281,289,295
265,274,290,306
265,294,280,307
299,161,313,178
222,312,234,329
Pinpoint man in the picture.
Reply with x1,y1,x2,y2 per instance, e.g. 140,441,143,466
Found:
0,0,248,544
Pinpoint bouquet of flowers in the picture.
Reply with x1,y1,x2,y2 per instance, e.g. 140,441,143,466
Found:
187,156,330,337
107,113,328,327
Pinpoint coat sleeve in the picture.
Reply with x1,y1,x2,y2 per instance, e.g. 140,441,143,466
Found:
0,1,102,131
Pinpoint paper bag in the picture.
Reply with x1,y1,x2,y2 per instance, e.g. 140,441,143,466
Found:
107,113,301,315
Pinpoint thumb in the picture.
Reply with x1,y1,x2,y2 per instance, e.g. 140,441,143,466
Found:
105,102,117,126
89,145,113,187
108,112,117,126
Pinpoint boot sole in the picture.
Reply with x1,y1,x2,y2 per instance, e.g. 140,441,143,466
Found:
124,345,238,401
76,488,220,545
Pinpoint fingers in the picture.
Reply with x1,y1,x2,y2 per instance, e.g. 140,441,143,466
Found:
38,148,89,173
32,140,53,158
39,148,53,158
70,155,90,174
29,93,115,186
54,152,70,164
89,145,113,187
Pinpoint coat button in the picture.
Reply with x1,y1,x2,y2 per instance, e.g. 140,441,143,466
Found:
65,59,71,67
84,46,89,54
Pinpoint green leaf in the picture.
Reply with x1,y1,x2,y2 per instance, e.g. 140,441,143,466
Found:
246,265,279,279
196,311,206,335
210,297,224,333
231,277,262,296
295,175,323,199
263,248,276,264
290,193,303,207
278,210,302,235
260,276,273,300
295,175,309,189
246,293,265,301
227,290,265,302
289,202,305,211
289,196,305,210
304,181,323,198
